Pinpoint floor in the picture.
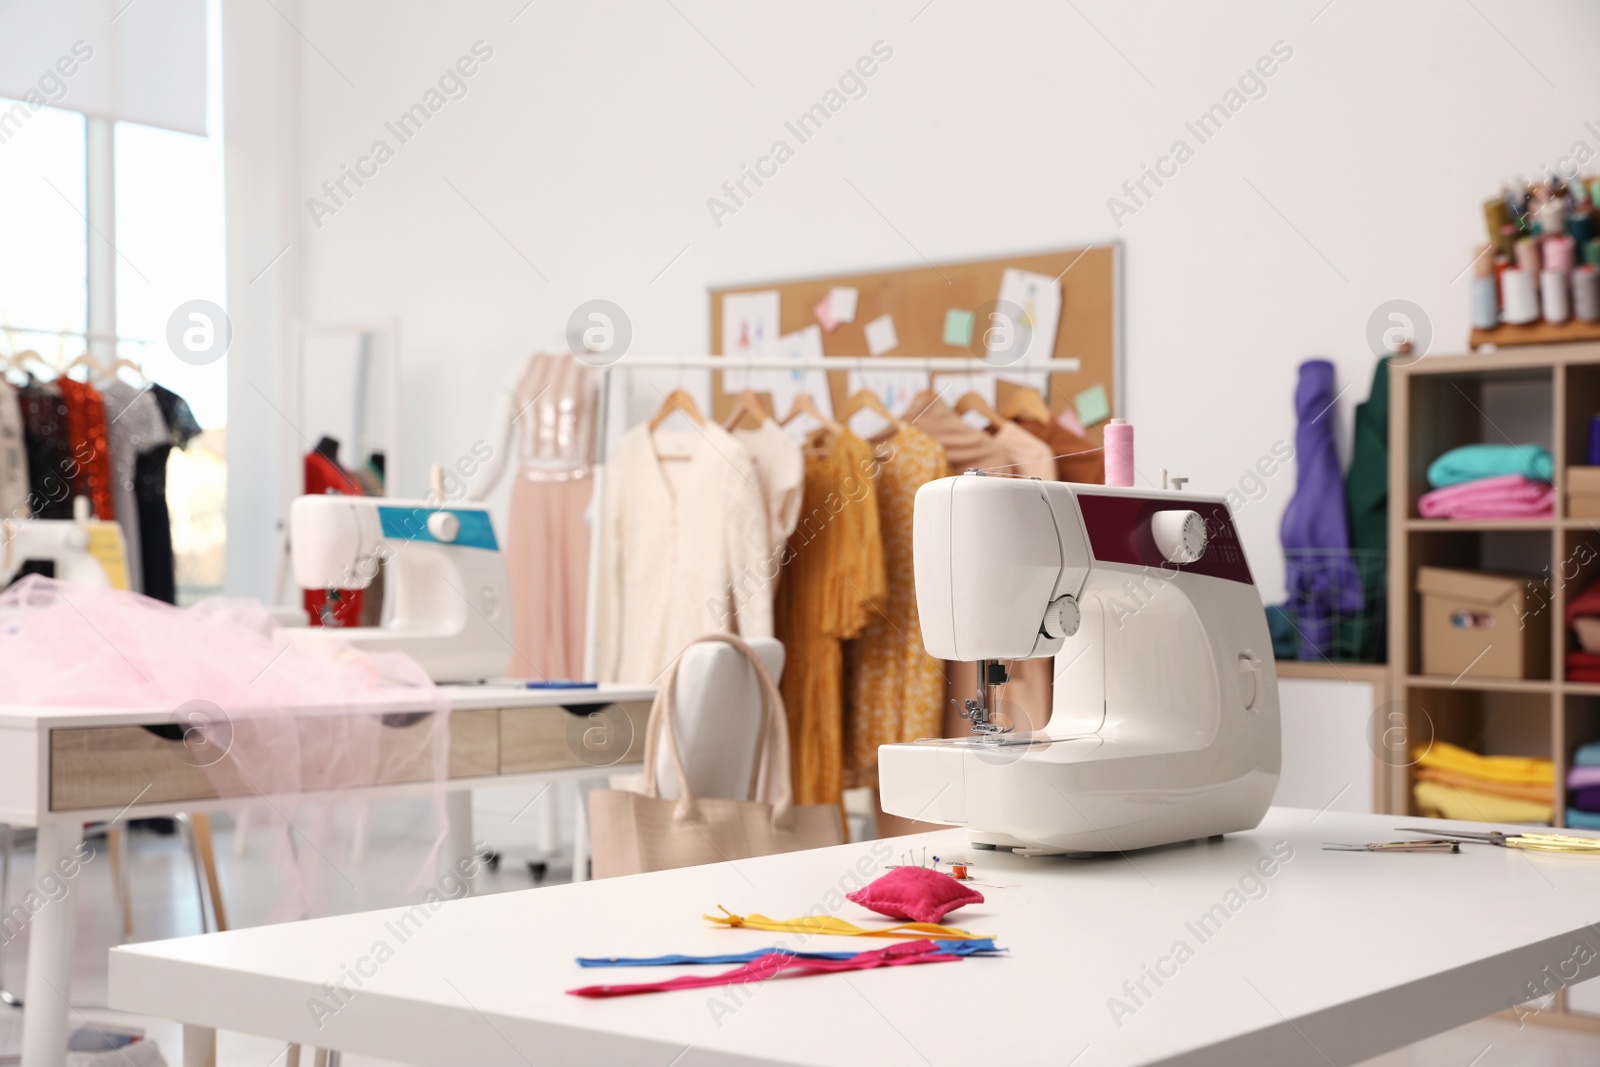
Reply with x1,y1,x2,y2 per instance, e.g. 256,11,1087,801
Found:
0,800,1597,1066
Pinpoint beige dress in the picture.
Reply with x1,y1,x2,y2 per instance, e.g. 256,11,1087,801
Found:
507,354,595,680
733,418,804,552
844,423,948,788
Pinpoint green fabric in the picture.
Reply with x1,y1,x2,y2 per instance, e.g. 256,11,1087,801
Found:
1267,604,1299,660
1341,357,1389,662
1426,443,1553,488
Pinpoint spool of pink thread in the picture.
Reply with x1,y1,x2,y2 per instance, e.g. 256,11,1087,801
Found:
1105,418,1134,486
1515,236,1542,275
1545,233,1577,274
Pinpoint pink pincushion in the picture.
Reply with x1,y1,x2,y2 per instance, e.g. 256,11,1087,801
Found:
847,866,984,924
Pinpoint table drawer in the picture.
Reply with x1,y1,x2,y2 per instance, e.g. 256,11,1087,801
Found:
499,701,650,774
50,709,505,811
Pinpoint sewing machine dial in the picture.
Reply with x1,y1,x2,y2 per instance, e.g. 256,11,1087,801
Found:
1151,509,1207,565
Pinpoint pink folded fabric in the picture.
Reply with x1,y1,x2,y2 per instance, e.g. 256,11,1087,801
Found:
1418,474,1554,519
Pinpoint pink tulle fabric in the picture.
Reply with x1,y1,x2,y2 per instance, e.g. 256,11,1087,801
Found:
0,576,450,919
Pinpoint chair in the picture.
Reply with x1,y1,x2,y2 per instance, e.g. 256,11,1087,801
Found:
652,636,784,802
571,636,784,880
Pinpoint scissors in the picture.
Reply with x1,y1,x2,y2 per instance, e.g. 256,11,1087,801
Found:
1396,828,1600,853
1323,840,1460,853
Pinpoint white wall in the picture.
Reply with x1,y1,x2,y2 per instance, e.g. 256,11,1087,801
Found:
225,0,1600,602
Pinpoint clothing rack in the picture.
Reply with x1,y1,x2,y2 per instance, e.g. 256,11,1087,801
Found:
580,354,1085,679
0,322,159,346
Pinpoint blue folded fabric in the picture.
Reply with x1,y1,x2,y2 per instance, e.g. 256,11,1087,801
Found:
1565,809,1600,831
1574,741,1600,768
1427,444,1553,489
578,938,1003,967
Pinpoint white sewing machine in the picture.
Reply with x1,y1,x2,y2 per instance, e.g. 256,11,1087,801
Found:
286,494,514,683
1,511,122,589
878,473,1280,855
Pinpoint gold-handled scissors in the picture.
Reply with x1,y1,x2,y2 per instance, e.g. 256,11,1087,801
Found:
1396,828,1600,853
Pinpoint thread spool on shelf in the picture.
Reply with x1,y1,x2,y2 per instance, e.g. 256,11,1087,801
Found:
1575,266,1600,323
1542,270,1571,324
1501,268,1540,325
1105,418,1134,487
1470,275,1499,329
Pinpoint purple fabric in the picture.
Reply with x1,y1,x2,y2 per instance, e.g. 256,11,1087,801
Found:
1571,786,1600,813
1568,766,1600,789
1280,360,1361,659
1417,474,1555,519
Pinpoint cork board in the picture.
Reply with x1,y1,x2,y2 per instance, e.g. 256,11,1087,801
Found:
708,243,1121,446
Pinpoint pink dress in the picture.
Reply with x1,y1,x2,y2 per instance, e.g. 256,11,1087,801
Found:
507,354,595,680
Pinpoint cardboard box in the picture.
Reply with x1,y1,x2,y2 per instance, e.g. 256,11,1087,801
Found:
1416,566,1547,680
1569,467,1600,518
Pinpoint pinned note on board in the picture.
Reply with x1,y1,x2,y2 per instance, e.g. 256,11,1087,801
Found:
830,287,858,323
814,287,858,332
1074,383,1110,428
865,314,898,356
943,309,974,347
722,290,780,391
1056,405,1085,438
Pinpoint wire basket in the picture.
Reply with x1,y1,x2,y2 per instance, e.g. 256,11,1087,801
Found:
1282,547,1387,663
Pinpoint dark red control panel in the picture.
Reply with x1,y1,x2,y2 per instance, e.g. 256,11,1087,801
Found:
1074,494,1255,586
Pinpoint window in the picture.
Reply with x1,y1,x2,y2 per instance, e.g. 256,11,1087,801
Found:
1,21,225,604
0,103,87,357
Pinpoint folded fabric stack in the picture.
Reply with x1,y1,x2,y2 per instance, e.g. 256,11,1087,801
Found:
1566,577,1600,681
1418,444,1554,519
1567,741,1600,830
1412,740,1554,824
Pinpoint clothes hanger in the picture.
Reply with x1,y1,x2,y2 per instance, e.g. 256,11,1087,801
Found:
722,389,771,432
648,387,708,432
780,391,843,436
954,390,1002,427
842,388,903,429
997,387,1052,423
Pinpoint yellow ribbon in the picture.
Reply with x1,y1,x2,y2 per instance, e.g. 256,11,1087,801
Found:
704,905,985,940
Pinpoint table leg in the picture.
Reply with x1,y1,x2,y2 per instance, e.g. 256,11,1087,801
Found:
182,1024,216,1067
572,782,591,883
20,820,83,1067
444,791,473,889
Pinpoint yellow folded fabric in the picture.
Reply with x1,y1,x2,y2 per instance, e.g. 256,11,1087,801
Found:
1413,779,1552,825
1414,767,1554,803
704,906,984,940
1414,741,1553,786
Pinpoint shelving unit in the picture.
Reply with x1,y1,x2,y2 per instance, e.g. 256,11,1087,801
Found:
1388,342,1600,1028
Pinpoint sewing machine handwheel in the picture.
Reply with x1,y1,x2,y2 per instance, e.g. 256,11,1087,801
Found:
1151,509,1206,564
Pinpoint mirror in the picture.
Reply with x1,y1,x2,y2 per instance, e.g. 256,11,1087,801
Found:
295,320,400,495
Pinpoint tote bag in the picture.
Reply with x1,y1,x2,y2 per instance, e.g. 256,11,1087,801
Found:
589,633,843,878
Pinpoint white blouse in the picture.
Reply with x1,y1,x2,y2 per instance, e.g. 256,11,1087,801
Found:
596,422,774,683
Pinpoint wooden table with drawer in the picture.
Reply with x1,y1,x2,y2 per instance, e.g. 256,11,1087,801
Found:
0,683,654,1067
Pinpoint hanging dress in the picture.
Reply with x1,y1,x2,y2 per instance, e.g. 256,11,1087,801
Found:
19,381,73,520
102,380,169,594
506,354,596,681
135,384,202,604
844,423,947,788
0,382,32,520
56,378,115,521
776,429,886,808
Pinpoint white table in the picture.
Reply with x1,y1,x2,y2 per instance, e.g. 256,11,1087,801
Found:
106,807,1600,1066
0,683,655,1067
